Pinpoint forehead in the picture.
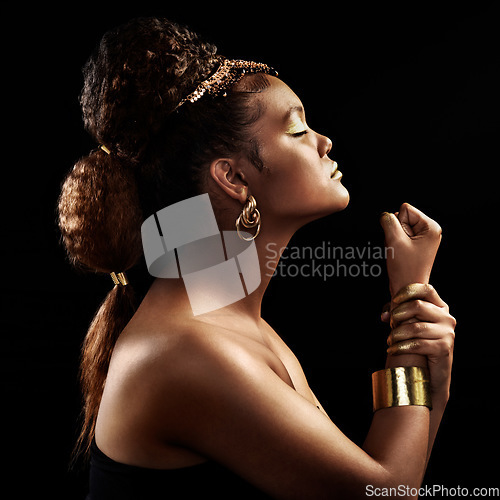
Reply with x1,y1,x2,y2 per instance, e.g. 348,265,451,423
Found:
255,76,304,124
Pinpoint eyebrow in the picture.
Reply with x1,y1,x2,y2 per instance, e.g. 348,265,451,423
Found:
283,105,305,122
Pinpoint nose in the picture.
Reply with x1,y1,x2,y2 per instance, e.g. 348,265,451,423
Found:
318,133,332,158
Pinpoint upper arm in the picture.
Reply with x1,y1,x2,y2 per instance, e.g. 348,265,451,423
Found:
157,335,390,499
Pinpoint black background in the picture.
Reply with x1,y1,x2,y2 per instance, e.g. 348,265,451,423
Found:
4,1,499,498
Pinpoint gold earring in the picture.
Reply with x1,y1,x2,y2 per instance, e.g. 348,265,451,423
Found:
236,195,261,241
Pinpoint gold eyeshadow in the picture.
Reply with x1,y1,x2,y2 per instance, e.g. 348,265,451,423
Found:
286,121,307,135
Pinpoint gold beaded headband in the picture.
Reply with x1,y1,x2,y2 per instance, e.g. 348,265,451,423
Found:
98,58,276,153
174,57,277,111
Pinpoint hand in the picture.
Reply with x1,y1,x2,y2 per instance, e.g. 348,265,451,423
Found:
380,203,442,297
385,283,456,403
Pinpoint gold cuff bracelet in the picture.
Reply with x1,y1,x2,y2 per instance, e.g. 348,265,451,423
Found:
372,366,432,412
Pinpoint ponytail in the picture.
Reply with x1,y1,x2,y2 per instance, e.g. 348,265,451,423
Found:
74,283,136,460
58,148,143,462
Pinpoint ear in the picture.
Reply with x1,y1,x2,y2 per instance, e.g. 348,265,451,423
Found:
209,158,248,203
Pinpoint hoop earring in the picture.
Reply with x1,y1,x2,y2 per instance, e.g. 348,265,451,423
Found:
236,195,261,241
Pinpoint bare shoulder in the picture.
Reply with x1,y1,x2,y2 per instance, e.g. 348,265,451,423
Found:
153,322,282,394
107,318,284,404
98,319,276,448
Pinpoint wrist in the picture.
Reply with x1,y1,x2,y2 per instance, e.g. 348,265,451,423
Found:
372,366,432,412
385,353,427,369
389,275,431,299
431,390,450,409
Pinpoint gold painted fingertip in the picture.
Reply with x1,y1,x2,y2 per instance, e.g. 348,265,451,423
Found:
387,339,419,355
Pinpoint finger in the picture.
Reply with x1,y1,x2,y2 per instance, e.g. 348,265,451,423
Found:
387,321,448,346
396,203,415,237
379,212,408,246
392,283,447,308
397,203,442,239
387,336,454,358
386,338,423,355
381,301,391,323
390,300,444,328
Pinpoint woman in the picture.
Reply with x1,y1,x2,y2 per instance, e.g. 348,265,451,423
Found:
58,17,456,499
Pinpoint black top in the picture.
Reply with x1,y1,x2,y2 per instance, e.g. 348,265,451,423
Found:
87,439,272,499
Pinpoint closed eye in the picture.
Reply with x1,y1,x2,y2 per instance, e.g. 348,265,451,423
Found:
291,130,308,137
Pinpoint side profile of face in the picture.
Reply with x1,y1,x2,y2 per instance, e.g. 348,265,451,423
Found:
246,76,349,228
210,76,349,234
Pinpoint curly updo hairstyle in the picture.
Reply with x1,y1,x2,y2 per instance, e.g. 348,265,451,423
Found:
58,17,272,460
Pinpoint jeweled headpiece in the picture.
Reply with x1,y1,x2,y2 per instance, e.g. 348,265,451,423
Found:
174,57,277,111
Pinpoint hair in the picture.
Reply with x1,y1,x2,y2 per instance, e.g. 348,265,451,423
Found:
57,17,272,462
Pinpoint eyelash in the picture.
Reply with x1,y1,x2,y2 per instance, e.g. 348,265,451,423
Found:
291,130,308,137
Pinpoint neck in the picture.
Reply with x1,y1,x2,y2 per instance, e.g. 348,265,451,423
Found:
147,219,296,326
223,220,295,321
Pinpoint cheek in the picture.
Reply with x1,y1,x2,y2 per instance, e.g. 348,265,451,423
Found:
264,143,315,186
253,139,349,217
256,164,322,217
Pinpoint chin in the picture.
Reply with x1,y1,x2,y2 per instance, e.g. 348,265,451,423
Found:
289,184,350,228
339,187,350,209
303,189,350,225
330,183,350,212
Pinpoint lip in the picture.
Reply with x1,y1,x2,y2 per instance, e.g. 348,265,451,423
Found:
330,161,343,180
